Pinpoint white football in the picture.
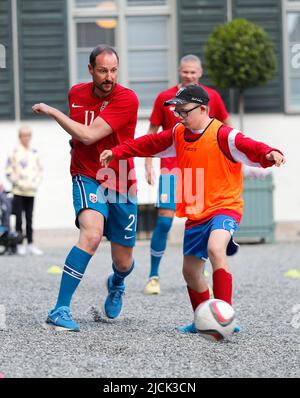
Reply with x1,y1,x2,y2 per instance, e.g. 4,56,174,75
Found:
194,299,236,341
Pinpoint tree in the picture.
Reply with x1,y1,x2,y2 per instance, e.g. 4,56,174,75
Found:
204,19,276,130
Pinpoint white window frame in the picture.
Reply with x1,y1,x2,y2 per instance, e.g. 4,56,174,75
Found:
283,0,300,113
67,0,178,117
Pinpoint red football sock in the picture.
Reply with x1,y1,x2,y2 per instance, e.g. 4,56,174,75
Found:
213,268,232,305
187,286,210,312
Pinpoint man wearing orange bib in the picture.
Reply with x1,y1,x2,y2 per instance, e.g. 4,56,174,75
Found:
100,85,285,334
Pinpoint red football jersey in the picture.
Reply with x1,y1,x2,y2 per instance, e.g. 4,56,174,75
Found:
149,84,229,172
69,82,139,193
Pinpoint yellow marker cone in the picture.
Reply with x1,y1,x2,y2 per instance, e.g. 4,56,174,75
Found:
47,265,62,274
284,269,300,279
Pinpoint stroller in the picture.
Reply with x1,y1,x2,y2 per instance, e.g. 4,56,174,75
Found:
0,191,23,255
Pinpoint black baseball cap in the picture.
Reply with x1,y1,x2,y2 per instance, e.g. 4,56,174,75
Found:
164,84,210,106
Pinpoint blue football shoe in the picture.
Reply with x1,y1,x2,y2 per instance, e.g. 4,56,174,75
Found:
176,323,240,335
104,274,125,319
233,324,241,333
176,323,198,334
46,306,80,332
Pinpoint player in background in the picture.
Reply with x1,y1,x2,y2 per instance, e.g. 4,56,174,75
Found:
144,54,231,295
100,85,285,333
32,45,139,331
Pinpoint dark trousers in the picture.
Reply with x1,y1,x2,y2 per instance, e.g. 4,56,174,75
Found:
12,195,34,243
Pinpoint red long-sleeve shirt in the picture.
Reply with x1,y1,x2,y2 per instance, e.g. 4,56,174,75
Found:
111,120,283,226
112,121,281,169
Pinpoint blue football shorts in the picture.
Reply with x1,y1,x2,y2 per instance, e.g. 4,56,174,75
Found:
73,174,137,247
183,214,239,260
156,173,177,211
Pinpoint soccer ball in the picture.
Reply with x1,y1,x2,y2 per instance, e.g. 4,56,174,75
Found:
194,299,236,341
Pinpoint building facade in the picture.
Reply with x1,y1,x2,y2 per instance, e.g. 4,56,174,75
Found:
0,0,299,237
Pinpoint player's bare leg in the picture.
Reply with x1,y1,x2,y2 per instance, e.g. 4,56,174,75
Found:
207,229,231,271
207,229,232,304
159,208,175,218
111,242,134,271
182,255,207,293
77,209,105,254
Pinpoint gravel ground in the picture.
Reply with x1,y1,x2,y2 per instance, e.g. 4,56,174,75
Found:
0,241,299,378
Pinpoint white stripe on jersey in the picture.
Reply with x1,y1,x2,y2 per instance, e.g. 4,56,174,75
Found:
228,129,261,167
154,123,179,159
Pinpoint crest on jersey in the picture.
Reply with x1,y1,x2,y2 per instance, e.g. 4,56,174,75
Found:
89,193,98,204
160,193,169,203
100,101,109,112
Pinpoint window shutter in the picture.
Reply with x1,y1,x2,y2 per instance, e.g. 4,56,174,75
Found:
18,0,69,119
232,0,283,112
177,0,229,107
177,0,283,113
0,0,15,120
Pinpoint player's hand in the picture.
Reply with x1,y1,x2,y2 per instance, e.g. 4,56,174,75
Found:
145,157,155,185
100,150,114,167
266,151,286,167
32,103,54,116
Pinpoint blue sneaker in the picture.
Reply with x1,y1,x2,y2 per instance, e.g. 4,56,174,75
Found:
46,306,80,332
176,323,198,334
233,324,241,333
104,274,125,319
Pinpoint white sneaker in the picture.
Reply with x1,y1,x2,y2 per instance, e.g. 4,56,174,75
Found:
17,244,27,256
28,244,43,256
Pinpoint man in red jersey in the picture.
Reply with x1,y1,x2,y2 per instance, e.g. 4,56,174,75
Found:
32,45,139,331
100,84,285,335
144,54,231,295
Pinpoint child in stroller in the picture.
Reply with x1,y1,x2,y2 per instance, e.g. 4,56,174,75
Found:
0,182,23,254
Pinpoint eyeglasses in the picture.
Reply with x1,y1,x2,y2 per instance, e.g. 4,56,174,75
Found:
172,105,200,118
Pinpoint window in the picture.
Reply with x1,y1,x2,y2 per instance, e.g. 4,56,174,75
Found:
71,0,176,113
75,0,118,8
127,15,169,108
284,1,300,112
127,0,166,5
76,21,116,81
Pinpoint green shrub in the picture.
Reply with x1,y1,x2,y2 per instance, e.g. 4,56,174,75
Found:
204,18,276,91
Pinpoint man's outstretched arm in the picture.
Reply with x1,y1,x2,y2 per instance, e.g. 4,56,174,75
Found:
32,103,112,145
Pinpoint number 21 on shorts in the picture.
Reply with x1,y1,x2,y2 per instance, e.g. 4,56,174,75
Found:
124,214,136,240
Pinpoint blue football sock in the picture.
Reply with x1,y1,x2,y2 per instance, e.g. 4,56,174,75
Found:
112,261,135,287
54,246,92,310
149,216,173,278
